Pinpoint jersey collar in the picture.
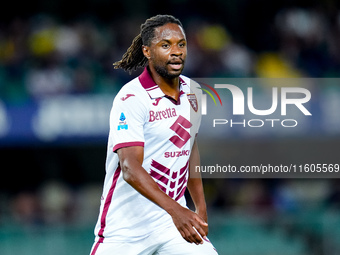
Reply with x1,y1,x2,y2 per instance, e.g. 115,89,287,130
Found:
138,66,188,100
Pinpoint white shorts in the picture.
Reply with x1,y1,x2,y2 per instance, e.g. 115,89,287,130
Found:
90,224,218,255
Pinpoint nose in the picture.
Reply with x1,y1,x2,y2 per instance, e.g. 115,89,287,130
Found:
170,44,183,57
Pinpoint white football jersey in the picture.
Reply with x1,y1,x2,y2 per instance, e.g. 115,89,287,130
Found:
93,67,202,243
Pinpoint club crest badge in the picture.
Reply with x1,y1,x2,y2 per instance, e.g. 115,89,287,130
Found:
187,93,198,112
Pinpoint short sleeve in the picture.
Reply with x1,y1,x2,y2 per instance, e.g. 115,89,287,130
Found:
109,91,148,153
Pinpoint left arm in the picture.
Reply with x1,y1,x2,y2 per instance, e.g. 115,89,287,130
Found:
187,137,208,236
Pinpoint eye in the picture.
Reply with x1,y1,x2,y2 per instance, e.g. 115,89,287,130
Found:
162,44,170,49
179,42,186,48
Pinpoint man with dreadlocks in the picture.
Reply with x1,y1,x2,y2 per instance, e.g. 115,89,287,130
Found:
90,15,218,255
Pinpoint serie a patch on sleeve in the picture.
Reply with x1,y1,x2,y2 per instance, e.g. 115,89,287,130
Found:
117,112,128,130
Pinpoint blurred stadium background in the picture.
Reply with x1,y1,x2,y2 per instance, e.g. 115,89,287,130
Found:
1,0,340,254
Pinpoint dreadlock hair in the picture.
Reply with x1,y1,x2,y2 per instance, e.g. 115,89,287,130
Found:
113,14,183,73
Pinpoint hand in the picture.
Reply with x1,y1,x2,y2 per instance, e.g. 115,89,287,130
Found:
196,209,209,237
170,205,208,245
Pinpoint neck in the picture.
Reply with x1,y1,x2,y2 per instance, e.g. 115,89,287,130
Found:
148,65,180,101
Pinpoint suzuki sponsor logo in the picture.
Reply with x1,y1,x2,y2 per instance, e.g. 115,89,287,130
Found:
164,150,190,158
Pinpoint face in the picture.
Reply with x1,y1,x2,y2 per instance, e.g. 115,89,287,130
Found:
143,23,187,79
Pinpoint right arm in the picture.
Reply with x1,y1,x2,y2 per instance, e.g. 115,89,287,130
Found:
117,145,208,244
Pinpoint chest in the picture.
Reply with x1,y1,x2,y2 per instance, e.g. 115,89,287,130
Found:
143,94,198,148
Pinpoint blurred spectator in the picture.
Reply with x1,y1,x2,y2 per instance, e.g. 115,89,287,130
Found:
0,5,339,103
221,41,254,77
11,191,42,226
39,181,75,224
255,52,303,78
25,53,73,98
275,8,331,77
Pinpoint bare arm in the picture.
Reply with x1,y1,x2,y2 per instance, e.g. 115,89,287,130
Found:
117,146,207,244
187,138,208,236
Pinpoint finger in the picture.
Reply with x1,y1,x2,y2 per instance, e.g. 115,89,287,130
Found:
193,224,207,241
195,216,208,226
182,227,196,244
179,229,189,243
189,226,204,245
182,224,203,245
194,216,208,237
201,224,209,237
193,223,209,244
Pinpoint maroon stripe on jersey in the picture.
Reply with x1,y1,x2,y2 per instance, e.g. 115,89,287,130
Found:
139,67,157,90
179,77,187,87
157,183,167,193
175,183,187,201
139,66,186,93
170,180,176,189
112,141,144,153
180,160,189,175
172,171,177,179
164,90,185,105
151,160,170,175
175,161,189,201
150,170,169,186
90,242,101,255
150,160,170,185
97,166,121,240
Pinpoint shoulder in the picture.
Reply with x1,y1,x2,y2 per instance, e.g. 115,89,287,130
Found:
117,77,147,98
113,77,149,105
110,77,149,122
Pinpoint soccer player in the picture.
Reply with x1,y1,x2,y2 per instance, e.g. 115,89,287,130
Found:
90,14,218,255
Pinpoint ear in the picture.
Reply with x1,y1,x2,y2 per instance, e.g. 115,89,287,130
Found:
142,45,151,59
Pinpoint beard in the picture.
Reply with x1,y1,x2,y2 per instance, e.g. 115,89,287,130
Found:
154,65,179,79
151,59,185,80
